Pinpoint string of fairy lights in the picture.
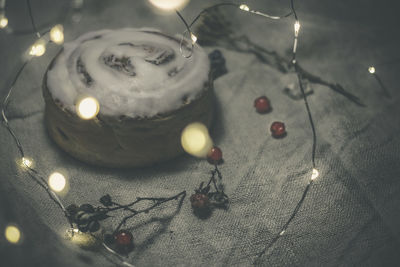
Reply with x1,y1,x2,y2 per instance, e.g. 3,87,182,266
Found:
0,0,389,266
0,1,137,266
174,1,320,262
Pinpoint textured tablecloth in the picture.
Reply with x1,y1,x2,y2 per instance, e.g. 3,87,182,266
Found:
1,0,400,266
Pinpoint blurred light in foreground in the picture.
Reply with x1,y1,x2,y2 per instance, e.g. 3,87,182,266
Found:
368,66,375,74
29,39,46,57
148,0,189,11
239,4,250,12
181,122,213,158
50,24,64,44
76,97,100,120
5,225,21,244
0,15,8,29
48,172,66,192
311,168,319,180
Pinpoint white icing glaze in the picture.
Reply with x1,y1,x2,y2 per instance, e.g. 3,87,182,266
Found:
46,28,210,118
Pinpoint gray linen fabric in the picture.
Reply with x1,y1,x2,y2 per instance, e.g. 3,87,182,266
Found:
1,0,399,266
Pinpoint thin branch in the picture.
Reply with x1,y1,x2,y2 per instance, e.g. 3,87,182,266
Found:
114,191,186,232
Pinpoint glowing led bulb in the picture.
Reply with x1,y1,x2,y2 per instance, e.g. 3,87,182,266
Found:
368,66,375,74
0,15,8,28
21,157,33,168
190,33,197,44
48,172,66,192
239,4,250,12
5,225,21,244
294,21,301,36
181,122,213,158
66,228,99,248
311,168,319,180
76,97,100,120
29,39,46,57
148,0,189,11
50,24,64,44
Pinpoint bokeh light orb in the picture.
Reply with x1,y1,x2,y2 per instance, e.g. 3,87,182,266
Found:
50,24,64,44
76,97,100,120
29,39,46,57
311,168,319,180
5,225,21,244
148,0,189,11
20,157,34,168
0,16,8,28
48,172,66,192
368,66,375,74
181,122,213,158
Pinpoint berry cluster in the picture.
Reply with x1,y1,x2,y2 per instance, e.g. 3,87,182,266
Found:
190,163,228,218
66,191,186,253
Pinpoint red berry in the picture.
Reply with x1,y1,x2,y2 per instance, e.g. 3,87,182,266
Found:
190,193,210,210
114,230,133,247
254,96,271,113
207,146,223,164
270,121,286,138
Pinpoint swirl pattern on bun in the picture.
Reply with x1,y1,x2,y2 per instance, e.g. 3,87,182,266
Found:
43,28,213,168
46,28,209,118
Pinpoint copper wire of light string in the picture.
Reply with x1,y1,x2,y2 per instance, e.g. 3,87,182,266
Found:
186,3,239,30
290,0,317,169
101,241,136,267
256,0,318,262
1,3,181,266
372,72,391,97
0,3,132,263
1,0,322,265
1,0,74,36
173,1,318,263
1,57,73,229
175,2,293,58
0,51,133,267
175,10,194,58
26,0,40,37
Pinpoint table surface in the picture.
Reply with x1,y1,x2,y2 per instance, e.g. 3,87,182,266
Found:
1,0,400,266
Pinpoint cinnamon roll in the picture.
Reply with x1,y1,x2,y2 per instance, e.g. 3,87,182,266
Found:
43,28,213,168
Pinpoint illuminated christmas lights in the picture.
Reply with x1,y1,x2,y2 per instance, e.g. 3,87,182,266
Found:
368,66,376,74
311,168,319,180
0,0,387,266
48,172,67,192
50,24,64,44
190,32,197,44
239,4,250,12
4,225,21,244
0,0,7,29
29,39,47,57
148,0,189,11
181,122,213,158
75,96,100,120
0,14,8,29
21,157,33,168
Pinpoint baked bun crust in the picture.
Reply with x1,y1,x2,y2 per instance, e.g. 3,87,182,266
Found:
43,28,213,168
